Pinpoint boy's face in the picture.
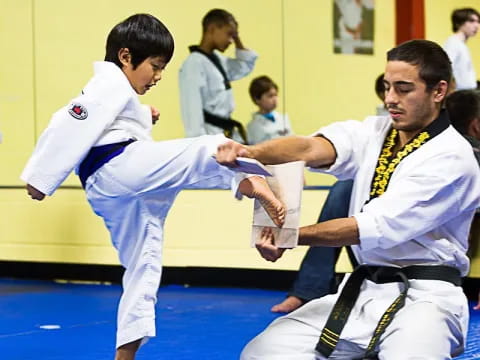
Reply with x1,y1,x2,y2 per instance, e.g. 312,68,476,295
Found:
383,60,446,134
460,15,480,38
255,87,278,113
211,22,236,52
120,49,167,95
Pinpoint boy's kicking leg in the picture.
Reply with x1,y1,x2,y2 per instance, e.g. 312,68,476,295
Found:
85,135,285,360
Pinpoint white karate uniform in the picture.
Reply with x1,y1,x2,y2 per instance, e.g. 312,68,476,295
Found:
178,48,257,141
21,61,243,348
444,34,477,90
246,111,293,145
241,114,480,359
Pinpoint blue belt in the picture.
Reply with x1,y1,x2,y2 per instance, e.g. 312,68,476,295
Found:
78,139,136,188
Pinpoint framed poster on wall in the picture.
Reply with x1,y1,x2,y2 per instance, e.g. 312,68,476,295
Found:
334,0,375,54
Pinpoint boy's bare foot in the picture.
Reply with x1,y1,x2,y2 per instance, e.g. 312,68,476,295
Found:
239,176,285,227
115,339,140,360
271,296,305,313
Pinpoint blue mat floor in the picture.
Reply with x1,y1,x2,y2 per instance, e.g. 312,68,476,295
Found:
0,278,478,359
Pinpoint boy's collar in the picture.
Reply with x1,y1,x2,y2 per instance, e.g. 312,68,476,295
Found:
261,112,275,122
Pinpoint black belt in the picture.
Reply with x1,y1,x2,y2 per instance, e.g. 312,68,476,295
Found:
203,110,248,144
78,139,136,188
316,265,461,359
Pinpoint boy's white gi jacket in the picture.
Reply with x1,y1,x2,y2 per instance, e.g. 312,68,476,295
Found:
21,62,152,195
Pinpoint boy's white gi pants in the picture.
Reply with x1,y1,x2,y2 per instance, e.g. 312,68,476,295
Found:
84,135,235,348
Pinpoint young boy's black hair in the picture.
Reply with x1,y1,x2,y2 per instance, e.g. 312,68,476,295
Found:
105,13,174,69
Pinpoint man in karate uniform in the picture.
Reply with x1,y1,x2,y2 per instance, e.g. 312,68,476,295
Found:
217,39,480,359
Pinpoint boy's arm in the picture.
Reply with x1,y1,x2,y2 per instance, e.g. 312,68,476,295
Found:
22,90,130,197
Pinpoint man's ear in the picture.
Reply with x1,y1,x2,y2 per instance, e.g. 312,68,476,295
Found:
118,48,131,67
433,80,449,103
469,117,480,139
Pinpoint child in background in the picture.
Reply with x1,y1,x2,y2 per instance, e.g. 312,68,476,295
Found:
247,76,293,144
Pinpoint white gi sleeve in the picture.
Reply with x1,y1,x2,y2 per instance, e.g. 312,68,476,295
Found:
179,58,208,137
222,48,258,81
354,150,480,251
309,118,375,179
21,85,131,196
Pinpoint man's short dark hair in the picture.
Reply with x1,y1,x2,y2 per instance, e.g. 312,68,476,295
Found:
387,39,452,91
375,73,385,102
451,8,480,32
105,14,174,69
249,76,278,103
202,9,236,32
446,90,480,135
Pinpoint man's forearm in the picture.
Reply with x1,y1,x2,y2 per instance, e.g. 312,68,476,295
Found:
248,136,336,168
298,217,360,247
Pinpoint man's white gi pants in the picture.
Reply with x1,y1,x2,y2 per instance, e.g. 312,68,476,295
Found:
241,273,468,360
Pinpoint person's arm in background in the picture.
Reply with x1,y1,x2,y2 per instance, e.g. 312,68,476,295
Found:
223,22,258,80
179,59,208,137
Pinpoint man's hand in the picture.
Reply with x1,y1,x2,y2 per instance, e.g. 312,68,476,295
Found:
230,21,245,49
255,227,286,262
26,184,45,201
150,105,160,125
216,140,251,168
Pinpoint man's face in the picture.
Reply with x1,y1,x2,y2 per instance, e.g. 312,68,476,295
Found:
460,14,480,38
211,22,236,52
383,61,440,134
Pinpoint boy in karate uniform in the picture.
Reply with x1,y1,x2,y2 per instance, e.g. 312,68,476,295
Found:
21,14,284,360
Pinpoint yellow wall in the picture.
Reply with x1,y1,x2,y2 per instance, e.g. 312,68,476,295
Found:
0,1,35,185
0,0,479,277
0,188,357,272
